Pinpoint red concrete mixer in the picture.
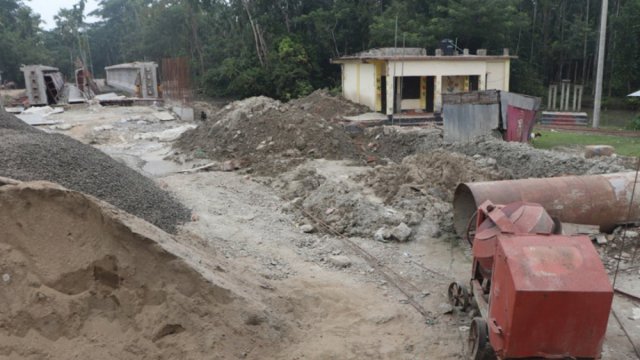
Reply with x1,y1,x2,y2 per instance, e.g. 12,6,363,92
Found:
449,201,614,360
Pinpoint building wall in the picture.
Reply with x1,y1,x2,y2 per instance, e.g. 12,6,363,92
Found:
486,61,509,91
343,58,511,114
342,62,376,110
386,60,487,78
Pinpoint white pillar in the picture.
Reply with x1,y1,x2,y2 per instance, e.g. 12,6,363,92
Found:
577,85,584,111
386,76,394,115
434,75,443,112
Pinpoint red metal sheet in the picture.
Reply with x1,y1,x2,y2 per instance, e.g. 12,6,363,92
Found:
505,105,536,142
489,234,613,358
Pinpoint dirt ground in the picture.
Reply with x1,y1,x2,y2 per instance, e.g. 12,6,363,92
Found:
2,94,639,359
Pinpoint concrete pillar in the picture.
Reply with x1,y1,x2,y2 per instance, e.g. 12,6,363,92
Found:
551,85,558,110
560,82,566,111
504,60,511,90
386,76,394,115
355,63,361,103
375,62,383,112
576,85,584,111
479,73,486,91
548,86,553,109
419,76,427,109
564,82,571,110
434,75,443,112
572,85,578,111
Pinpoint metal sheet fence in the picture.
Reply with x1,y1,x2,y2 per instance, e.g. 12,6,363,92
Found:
161,57,192,103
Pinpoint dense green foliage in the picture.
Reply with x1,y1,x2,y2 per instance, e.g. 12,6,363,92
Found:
1,0,639,101
0,0,49,84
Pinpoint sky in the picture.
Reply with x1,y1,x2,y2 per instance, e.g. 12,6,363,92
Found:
27,0,101,30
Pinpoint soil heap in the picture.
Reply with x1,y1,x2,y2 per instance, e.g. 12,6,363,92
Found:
361,150,507,203
176,91,369,174
365,126,629,178
0,180,281,359
0,110,190,233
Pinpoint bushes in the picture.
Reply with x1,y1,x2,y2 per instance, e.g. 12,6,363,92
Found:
626,115,640,131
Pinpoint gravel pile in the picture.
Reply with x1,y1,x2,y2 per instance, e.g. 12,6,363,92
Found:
0,110,190,233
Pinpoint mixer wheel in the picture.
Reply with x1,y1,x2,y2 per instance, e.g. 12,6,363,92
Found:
448,282,470,311
469,317,490,360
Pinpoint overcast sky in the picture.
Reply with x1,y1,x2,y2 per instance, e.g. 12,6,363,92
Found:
27,0,101,30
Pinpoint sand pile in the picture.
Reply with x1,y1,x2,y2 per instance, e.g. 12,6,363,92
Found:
176,92,366,174
0,110,190,233
0,180,281,359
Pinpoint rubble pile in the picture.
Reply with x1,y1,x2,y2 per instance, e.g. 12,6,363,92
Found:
288,89,370,121
0,181,279,359
444,138,629,179
360,150,507,203
363,126,443,163
176,93,366,174
0,111,190,233
269,122,630,243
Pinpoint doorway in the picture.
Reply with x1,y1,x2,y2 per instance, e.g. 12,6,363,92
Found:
426,76,435,112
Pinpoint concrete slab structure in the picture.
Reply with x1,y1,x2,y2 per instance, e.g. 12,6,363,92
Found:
332,48,514,115
20,65,64,106
105,62,159,99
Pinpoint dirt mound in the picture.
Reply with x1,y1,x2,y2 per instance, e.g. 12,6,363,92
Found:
288,89,370,121
0,112,190,233
364,125,628,178
364,126,444,163
361,150,507,203
175,93,365,174
444,138,629,179
0,181,281,359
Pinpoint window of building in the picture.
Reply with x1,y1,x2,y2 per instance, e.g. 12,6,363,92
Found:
401,76,421,99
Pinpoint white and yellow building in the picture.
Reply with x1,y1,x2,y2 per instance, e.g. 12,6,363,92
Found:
332,48,513,115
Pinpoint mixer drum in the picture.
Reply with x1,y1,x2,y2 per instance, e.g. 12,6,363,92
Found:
472,202,557,278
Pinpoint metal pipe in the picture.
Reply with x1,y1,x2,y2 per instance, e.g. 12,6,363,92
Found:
453,172,640,235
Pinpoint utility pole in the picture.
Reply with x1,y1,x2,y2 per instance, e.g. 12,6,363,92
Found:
593,0,608,128
530,0,537,63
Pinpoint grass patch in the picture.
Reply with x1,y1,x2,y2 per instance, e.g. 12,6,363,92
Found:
532,130,640,157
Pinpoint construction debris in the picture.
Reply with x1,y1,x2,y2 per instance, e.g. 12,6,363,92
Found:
20,65,64,106
1,86,639,359
153,111,176,121
95,92,127,101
